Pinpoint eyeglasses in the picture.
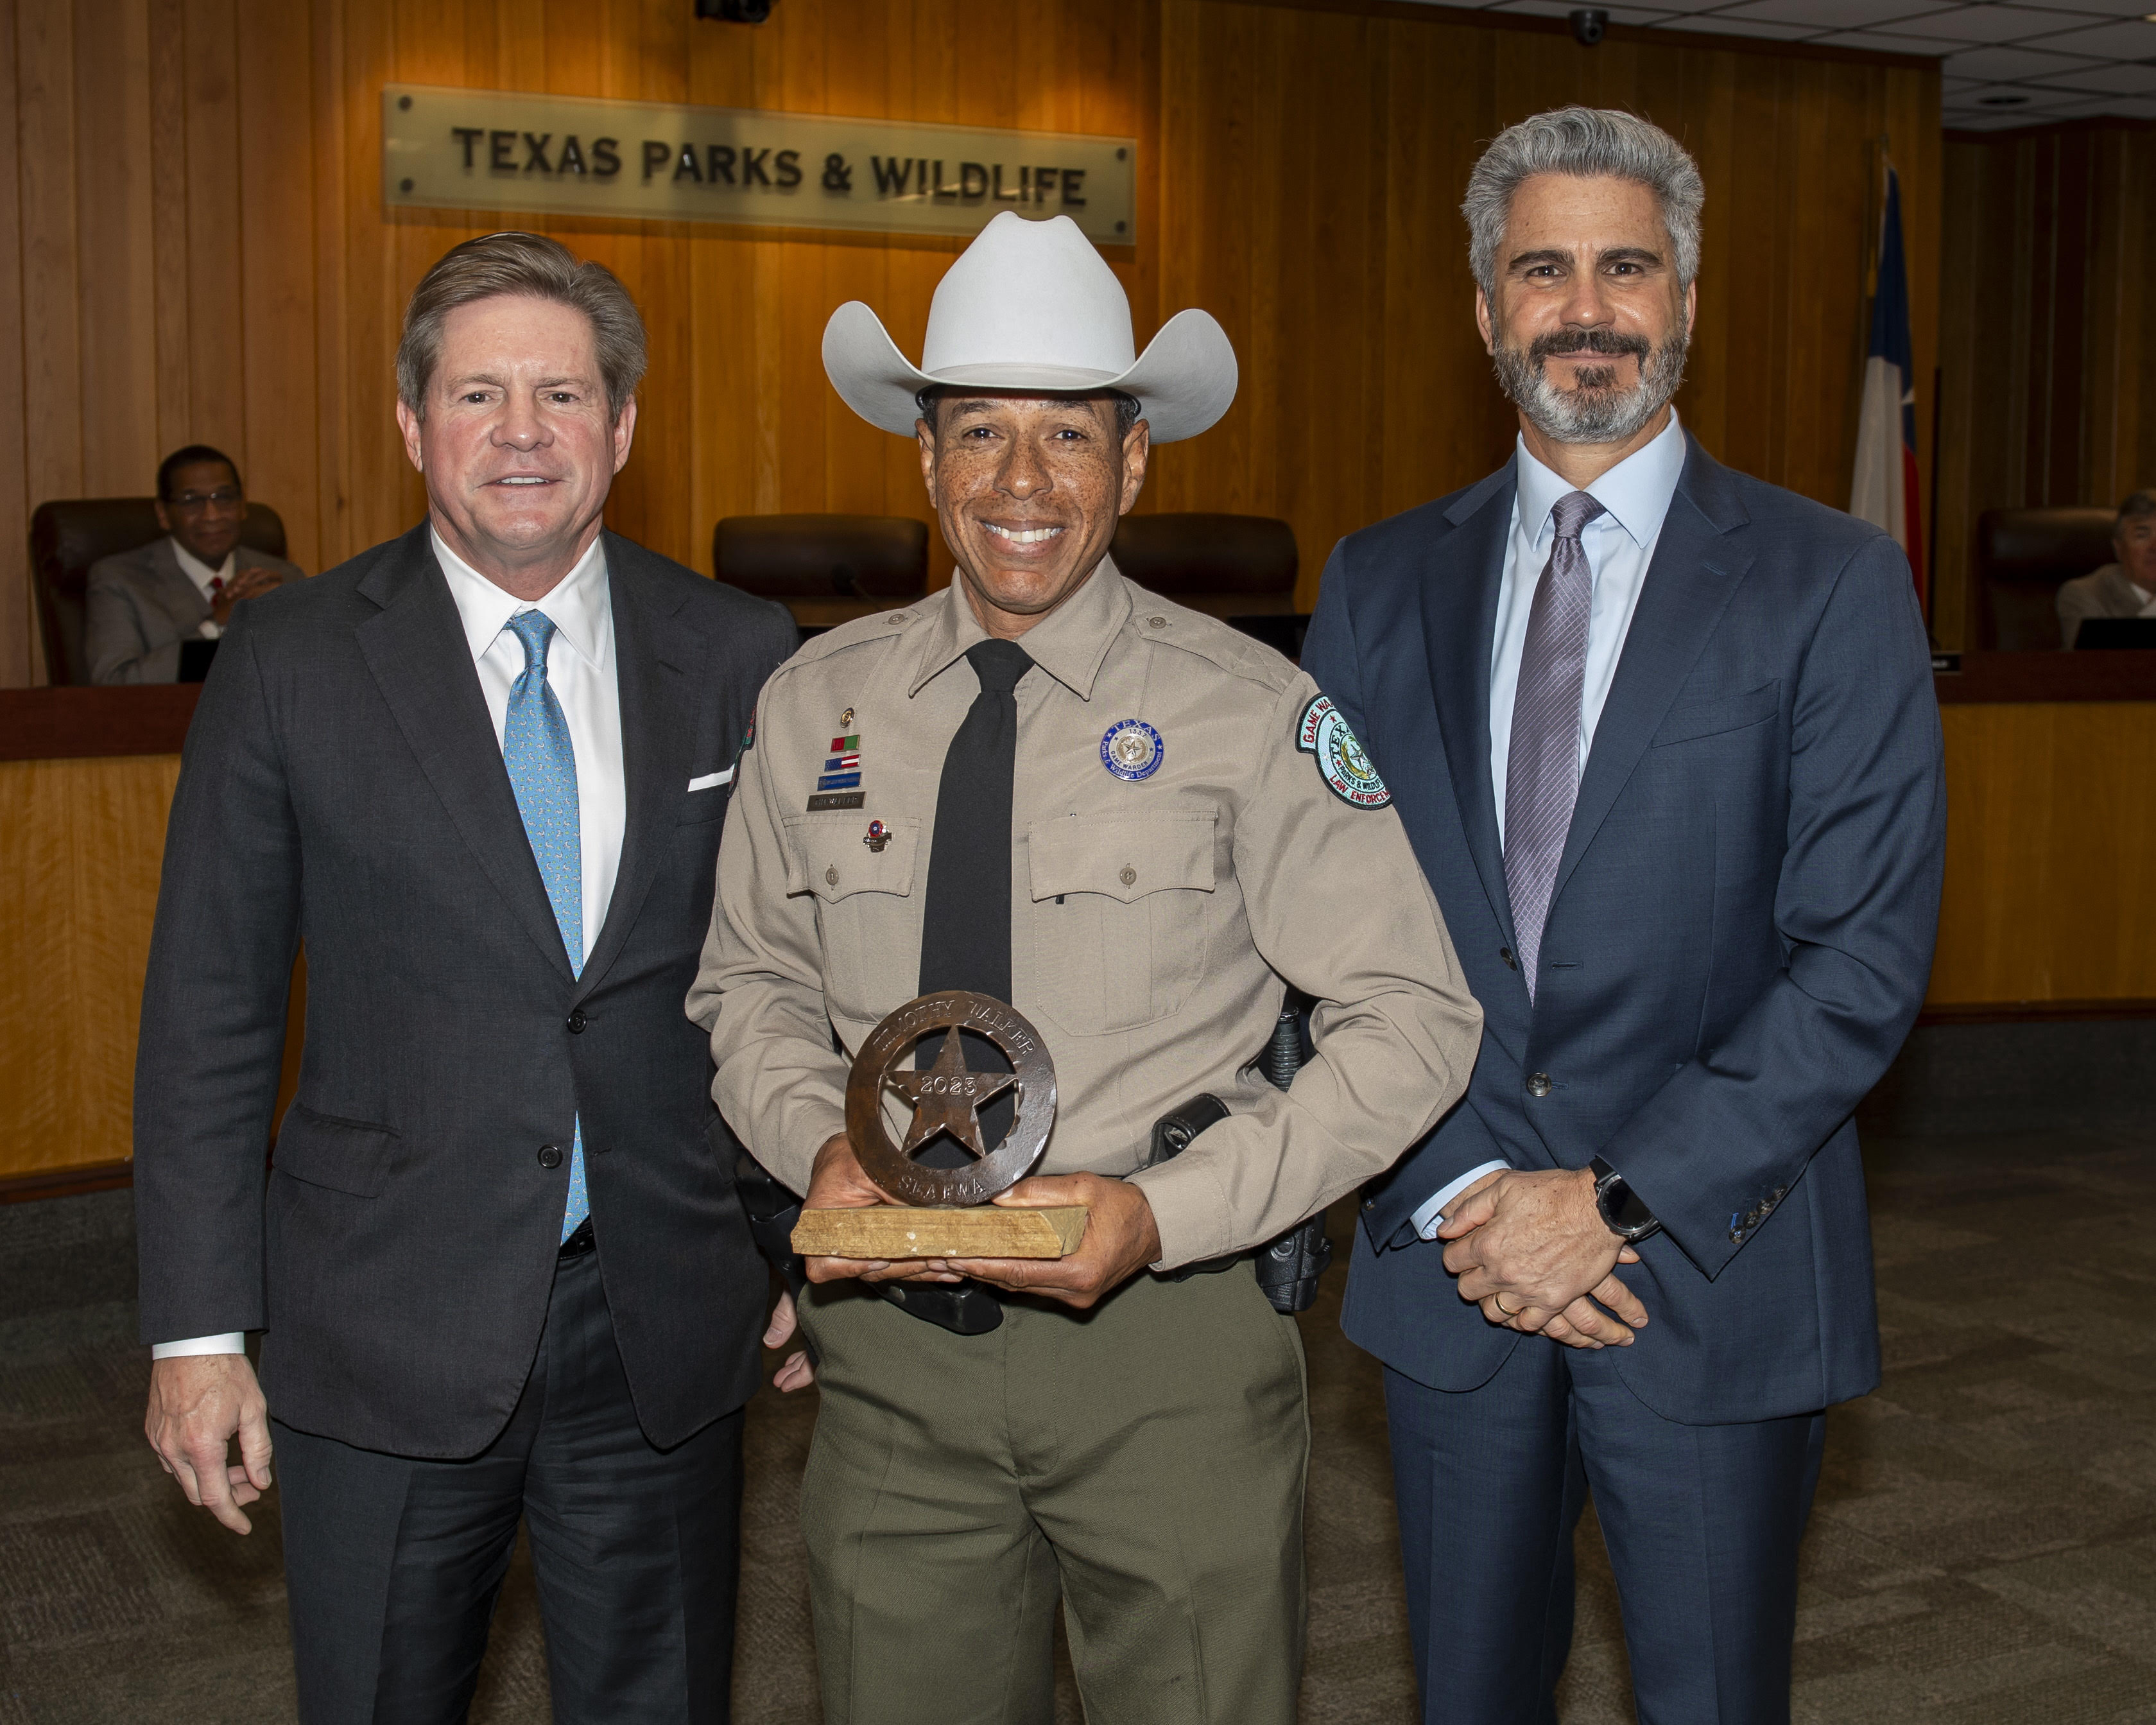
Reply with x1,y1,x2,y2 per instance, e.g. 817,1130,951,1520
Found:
169,489,243,512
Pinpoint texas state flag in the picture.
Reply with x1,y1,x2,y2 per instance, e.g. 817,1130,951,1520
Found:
1850,164,1924,603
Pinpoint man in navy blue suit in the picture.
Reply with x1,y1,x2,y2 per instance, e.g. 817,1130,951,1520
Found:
1301,108,1946,1722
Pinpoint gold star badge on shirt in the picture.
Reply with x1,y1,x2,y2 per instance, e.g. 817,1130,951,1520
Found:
886,1027,1017,1161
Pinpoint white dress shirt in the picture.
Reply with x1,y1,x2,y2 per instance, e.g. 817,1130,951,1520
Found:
171,539,236,640
152,529,628,1358
1410,412,1688,1242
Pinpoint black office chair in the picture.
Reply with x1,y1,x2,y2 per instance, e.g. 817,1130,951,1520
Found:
1109,512,1306,656
30,498,288,686
1974,507,2117,651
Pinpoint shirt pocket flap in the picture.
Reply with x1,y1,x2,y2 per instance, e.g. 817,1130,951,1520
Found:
273,1105,399,1198
1027,813,1218,905
782,813,922,903
1651,680,1781,747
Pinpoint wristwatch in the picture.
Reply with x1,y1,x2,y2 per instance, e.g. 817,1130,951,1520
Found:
1590,1156,1662,1244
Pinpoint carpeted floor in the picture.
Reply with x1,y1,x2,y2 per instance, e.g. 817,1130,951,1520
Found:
5,1129,2156,1722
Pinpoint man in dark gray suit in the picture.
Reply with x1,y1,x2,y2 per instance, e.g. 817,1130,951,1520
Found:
85,444,304,684
135,232,799,1724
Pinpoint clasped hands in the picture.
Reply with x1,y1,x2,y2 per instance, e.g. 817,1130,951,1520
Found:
802,1132,1161,1312
1436,1168,1649,1349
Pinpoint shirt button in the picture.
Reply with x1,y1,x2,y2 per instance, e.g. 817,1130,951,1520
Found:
825,864,840,887
538,1144,564,1170
1147,615,1167,629
566,1009,587,1034
1526,1073,1553,1097
1119,865,1137,886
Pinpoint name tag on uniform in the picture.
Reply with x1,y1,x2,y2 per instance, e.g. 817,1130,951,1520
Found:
687,768,734,792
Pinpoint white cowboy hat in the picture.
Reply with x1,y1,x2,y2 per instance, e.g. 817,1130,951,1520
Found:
822,211,1238,443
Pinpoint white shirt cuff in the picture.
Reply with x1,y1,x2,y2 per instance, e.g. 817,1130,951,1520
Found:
196,620,223,640
1411,1161,1512,1240
151,1333,246,1358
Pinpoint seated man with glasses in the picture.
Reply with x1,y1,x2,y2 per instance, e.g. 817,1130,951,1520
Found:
86,444,304,684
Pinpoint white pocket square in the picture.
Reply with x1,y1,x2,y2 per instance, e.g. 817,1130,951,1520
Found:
687,768,734,792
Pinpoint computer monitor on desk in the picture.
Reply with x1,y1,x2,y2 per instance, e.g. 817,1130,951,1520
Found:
2073,619,2156,650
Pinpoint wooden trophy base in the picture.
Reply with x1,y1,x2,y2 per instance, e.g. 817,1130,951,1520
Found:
791,1204,1089,1260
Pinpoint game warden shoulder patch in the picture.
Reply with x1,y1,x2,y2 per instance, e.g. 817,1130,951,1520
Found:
1297,695,1392,809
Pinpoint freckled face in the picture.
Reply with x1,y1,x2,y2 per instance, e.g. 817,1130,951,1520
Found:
918,393,1148,633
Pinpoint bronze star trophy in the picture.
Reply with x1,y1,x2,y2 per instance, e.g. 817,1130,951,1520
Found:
789,990,1086,1260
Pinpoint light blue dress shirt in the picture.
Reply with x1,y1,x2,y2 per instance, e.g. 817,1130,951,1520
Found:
1410,410,1688,1242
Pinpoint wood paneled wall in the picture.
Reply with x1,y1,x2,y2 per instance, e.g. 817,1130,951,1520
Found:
0,0,1937,684
1933,119,2156,651
0,754,178,1176
1927,701,2156,1005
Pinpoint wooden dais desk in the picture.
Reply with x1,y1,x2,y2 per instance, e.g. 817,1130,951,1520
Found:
3,655,2150,1194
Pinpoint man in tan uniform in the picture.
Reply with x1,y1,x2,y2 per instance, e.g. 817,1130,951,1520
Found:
691,211,1481,1725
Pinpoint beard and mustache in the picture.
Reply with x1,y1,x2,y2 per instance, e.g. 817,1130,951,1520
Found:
1490,324,1688,445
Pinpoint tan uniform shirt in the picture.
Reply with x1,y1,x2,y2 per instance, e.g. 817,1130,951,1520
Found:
689,560,1483,1270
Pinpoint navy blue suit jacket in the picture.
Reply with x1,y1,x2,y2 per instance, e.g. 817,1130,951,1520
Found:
1302,437,1945,1426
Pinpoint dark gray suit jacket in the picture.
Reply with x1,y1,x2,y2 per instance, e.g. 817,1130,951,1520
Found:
87,537,304,684
134,523,798,1457
1304,438,1945,1426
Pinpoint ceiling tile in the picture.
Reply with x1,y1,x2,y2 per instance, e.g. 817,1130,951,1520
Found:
1952,80,2094,106
2019,15,2156,52
1658,12,1822,33
1885,4,2107,41
1943,40,2105,74
1713,0,1952,26
1815,24,1953,45
2031,56,2156,85
1972,0,2156,15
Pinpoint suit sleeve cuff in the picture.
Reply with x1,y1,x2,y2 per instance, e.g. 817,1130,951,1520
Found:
151,1333,246,1358
1410,1160,1511,1240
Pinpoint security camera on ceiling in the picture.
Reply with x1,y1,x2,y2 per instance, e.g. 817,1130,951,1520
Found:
696,0,773,20
1570,8,1609,45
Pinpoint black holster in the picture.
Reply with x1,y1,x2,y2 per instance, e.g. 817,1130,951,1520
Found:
1147,1018,1336,1315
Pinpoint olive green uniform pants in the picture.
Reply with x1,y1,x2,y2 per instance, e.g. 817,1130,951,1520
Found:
795,1264,1309,1725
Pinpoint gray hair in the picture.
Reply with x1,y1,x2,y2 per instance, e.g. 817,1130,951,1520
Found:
2117,490,2156,537
1463,108,1704,300
396,231,648,421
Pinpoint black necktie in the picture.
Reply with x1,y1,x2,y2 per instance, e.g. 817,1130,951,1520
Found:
915,638,1034,1163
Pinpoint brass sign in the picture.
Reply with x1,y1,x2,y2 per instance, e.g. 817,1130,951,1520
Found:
382,84,1137,245
845,991,1057,1208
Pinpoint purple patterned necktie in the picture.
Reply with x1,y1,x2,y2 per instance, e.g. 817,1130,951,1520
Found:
1504,489,1605,1001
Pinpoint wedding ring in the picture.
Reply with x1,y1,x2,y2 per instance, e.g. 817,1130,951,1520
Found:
1494,1292,1522,1318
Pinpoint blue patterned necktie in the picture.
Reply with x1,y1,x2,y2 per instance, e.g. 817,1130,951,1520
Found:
1504,489,1606,1003
502,609,589,1242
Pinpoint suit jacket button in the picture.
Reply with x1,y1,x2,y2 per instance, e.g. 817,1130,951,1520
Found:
538,1144,563,1169
566,1009,587,1034
1526,1073,1553,1097
1363,1197,1377,1211
1499,947,1517,969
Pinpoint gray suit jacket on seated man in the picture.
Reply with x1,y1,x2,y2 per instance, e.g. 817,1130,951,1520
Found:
86,442,304,684
2057,490,2156,646
87,535,303,683
1302,109,1946,1725
134,234,797,1725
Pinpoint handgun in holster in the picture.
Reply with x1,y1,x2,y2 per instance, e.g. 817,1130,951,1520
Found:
1147,995,1335,1316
